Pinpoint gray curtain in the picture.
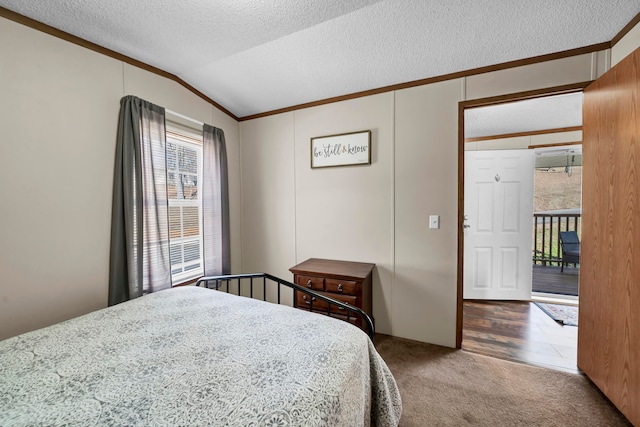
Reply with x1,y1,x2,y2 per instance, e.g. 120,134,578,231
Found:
202,125,231,275
109,95,171,306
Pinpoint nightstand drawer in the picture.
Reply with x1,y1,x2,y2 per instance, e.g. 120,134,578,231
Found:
290,258,374,332
325,278,359,295
296,291,357,314
296,275,324,291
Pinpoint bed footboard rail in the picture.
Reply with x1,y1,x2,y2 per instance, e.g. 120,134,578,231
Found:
196,273,375,339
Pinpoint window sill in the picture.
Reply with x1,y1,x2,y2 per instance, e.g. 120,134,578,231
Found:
172,276,203,287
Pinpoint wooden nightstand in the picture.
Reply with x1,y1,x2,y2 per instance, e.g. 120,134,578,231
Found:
289,258,374,329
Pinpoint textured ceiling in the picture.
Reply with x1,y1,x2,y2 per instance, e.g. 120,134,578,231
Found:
1,0,639,118
464,93,584,139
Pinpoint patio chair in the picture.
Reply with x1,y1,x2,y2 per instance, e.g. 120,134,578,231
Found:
559,231,580,272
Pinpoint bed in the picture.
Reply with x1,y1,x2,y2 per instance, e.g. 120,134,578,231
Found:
0,277,402,426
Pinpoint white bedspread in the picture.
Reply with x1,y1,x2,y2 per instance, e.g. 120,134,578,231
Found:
0,286,401,426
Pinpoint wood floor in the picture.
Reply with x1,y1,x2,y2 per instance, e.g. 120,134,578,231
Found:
531,264,579,296
462,300,579,374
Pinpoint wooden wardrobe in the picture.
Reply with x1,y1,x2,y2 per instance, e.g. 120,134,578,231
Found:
579,45,640,425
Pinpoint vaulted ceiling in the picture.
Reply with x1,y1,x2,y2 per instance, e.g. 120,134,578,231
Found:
1,1,639,119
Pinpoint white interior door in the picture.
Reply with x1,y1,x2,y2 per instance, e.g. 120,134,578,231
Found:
464,149,534,300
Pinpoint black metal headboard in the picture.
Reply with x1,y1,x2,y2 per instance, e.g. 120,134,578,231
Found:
195,273,375,340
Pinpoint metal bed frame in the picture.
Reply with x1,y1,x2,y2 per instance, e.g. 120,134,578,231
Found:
196,273,375,339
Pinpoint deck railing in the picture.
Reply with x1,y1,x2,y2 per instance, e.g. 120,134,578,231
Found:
533,212,581,266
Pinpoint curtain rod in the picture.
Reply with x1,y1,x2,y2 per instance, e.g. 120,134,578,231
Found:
165,109,204,126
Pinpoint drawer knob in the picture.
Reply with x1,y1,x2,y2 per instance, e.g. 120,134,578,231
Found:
303,295,316,304
337,283,343,292
307,280,312,288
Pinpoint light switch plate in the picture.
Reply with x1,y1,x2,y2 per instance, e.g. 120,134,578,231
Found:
429,215,440,229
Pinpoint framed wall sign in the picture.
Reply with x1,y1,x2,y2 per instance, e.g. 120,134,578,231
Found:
310,130,371,168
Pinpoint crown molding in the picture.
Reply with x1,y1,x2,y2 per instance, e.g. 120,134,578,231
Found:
0,6,239,121
239,45,609,121
465,126,583,143
4,6,640,122
611,11,640,47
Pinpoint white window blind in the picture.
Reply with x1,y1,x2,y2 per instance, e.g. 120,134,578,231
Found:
166,127,204,284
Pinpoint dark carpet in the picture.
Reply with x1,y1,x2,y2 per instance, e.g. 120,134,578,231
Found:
374,334,630,426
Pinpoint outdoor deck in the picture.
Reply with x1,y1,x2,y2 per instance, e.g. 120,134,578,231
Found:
532,264,579,296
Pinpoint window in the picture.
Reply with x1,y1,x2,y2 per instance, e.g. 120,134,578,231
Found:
166,127,203,284
110,97,230,304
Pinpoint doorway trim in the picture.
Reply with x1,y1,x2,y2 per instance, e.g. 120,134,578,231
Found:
455,81,592,348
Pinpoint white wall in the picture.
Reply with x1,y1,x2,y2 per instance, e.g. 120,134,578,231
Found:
0,16,240,340
612,20,640,66
4,10,635,345
465,51,609,100
240,49,605,347
393,80,462,344
239,113,296,282
294,93,395,333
